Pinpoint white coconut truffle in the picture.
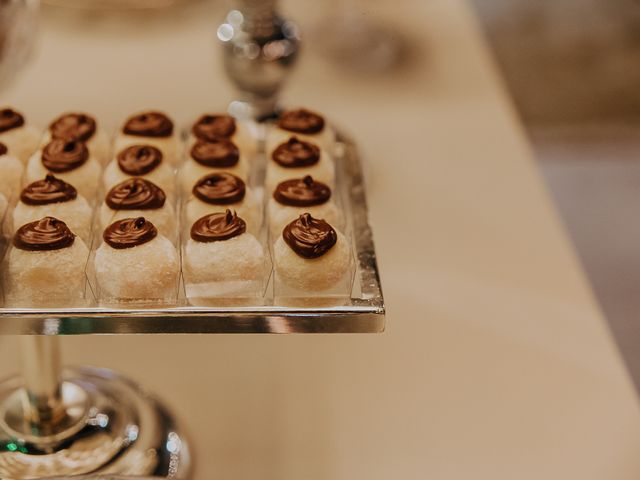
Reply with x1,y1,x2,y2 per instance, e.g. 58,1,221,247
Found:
13,175,93,242
266,108,335,154
268,176,343,237
274,214,351,292
42,113,110,164
269,200,342,239
95,217,178,302
103,144,175,194
100,203,175,239
189,114,260,160
26,139,101,202
265,137,335,193
185,172,262,234
0,108,41,164
6,217,89,307
0,146,23,200
100,178,176,239
179,138,249,193
184,210,264,301
41,130,110,165
113,111,182,165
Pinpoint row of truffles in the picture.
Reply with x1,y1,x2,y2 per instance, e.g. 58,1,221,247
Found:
4,106,352,305
262,109,350,292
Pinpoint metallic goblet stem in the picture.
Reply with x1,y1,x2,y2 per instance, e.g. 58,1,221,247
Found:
220,0,300,120
19,336,65,429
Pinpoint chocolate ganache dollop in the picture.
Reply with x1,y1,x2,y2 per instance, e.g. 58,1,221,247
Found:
21,174,78,205
104,217,157,249
0,108,24,133
190,209,246,243
283,213,337,259
42,139,89,173
0,142,8,156
14,216,75,251
49,113,96,142
123,111,173,137
117,145,162,175
272,137,320,168
106,178,166,210
274,175,331,207
193,172,245,205
278,108,325,134
191,139,239,168
192,114,236,141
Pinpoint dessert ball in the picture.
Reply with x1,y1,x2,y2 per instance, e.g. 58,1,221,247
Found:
274,214,351,291
104,144,175,194
266,108,335,154
99,178,175,238
43,112,110,164
190,113,260,159
185,172,262,234
94,217,178,301
184,210,264,300
13,175,93,242
0,142,24,200
26,139,101,202
113,111,182,165
268,175,343,237
0,107,41,163
265,137,335,193
6,217,89,307
179,138,249,192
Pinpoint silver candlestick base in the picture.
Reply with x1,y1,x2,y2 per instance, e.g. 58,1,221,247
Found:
218,0,300,120
0,338,191,479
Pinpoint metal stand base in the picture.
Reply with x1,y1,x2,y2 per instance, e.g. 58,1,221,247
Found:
0,366,191,479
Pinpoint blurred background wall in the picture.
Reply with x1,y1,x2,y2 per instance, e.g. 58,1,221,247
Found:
473,0,640,125
472,0,640,390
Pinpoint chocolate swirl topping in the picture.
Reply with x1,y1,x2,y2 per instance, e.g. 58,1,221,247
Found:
49,113,96,142
192,114,236,141
193,172,245,205
0,142,7,156
190,139,239,168
0,108,24,133
272,137,320,168
106,178,166,210
104,217,157,249
42,139,89,173
123,111,173,137
274,175,331,207
283,213,337,259
21,174,78,205
190,209,246,243
13,217,75,251
117,145,162,175
278,108,325,134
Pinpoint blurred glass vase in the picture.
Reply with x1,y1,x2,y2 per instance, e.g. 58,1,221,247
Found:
312,0,402,74
0,0,38,91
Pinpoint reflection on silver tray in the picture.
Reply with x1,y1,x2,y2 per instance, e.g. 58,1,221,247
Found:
0,139,385,335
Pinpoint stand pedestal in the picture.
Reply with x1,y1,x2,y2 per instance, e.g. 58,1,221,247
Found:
0,337,191,479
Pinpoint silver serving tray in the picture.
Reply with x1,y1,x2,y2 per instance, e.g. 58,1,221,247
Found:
0,139,385,335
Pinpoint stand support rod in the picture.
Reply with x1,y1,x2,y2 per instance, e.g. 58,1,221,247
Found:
19,335,65,428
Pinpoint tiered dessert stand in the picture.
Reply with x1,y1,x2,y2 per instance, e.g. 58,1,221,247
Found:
0,137,385,479
0,1,384,478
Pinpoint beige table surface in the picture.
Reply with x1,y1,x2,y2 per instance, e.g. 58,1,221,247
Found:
1,0,640,478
